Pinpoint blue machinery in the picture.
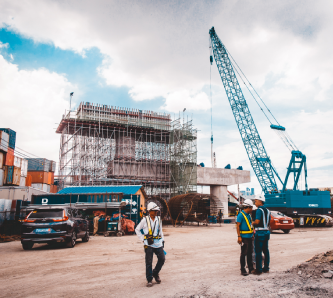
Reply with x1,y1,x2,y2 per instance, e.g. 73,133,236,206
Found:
209,27,331,222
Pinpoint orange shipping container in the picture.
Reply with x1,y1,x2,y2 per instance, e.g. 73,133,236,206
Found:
50,185,58,193
47,172,54,185
28,171,48,184
4,148,14,166
26,175,32,187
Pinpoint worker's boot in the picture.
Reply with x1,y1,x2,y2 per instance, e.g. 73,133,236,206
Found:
251,269,262,275
146,281,153,287
241,269,249,276
153,275,161,284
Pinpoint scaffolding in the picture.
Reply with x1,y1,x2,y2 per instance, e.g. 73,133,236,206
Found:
170,118,197,197
57,102,171,199
56,102,197,200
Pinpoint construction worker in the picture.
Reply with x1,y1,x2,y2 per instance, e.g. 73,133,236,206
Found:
135,202,165,287
252,194,271,275
236,199,254,276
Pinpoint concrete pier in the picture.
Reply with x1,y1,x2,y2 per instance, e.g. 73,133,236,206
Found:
197,167,251,215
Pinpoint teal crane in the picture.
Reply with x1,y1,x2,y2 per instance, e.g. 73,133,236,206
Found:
209,27,331,222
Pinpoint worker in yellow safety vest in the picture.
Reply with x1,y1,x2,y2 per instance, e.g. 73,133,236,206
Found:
135,202,165,287
236,199,254,276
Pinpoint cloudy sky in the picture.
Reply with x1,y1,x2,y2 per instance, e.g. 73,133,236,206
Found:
0,0,332,194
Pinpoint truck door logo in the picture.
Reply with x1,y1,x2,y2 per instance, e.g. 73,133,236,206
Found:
42,198,48,205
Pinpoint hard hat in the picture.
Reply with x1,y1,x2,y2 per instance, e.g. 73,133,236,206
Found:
255,194,265,202
147,202,160,211
243,199,254,207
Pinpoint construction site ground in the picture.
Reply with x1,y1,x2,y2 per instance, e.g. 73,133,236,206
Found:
1,224,333,298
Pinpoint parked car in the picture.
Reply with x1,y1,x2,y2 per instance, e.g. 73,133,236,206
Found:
270,210,295,233
21,206,89,250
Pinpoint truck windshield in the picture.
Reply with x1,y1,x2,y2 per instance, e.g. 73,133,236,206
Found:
29,209,64,219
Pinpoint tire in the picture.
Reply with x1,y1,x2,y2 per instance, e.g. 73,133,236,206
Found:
66,231,77,248
117,232,122,237
22,242,34,250
282,229,291,234
104,232,109,237
82,231,90,242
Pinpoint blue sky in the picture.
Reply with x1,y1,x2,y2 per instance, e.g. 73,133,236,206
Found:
0,0,332,195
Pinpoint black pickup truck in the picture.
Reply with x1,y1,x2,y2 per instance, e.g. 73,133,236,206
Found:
21,207,89,250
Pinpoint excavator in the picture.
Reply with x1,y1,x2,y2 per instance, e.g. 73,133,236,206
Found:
209,27,331,227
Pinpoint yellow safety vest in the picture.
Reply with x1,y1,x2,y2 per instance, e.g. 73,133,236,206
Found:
144,216,162,240
239,211,253,234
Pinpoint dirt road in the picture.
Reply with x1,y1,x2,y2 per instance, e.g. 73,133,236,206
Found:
1,225,333,297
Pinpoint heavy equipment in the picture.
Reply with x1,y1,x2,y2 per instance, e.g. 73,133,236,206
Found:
209,27,331,226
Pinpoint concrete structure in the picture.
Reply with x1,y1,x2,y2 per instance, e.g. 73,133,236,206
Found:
197,167,251,215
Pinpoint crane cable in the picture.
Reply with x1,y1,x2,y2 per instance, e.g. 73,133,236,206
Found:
221,45,298,152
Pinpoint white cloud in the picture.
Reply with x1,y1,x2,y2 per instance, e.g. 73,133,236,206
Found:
0,55,75,162
0,41,8,49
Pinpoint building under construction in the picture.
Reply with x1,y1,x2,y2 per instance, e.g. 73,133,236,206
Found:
56,102,197,200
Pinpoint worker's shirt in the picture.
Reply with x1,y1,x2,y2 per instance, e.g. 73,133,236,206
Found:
135,216,164,248
255,207,271,236
236,211,253,238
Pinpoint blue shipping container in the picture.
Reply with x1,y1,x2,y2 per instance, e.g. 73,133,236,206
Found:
0,128,16,149
5,166,14,184
26,158,50,172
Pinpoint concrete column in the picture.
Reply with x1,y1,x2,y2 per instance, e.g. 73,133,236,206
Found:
210,185,228,217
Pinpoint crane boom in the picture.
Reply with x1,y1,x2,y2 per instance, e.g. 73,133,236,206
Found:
209,27,278,194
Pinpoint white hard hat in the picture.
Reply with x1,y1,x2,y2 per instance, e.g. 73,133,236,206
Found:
243,199,254,207
147,202,160,211
255,194,265,202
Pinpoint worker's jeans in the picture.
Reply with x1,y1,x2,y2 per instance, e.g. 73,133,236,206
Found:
240,238,254,272
145,246,165,282
255,232,270,272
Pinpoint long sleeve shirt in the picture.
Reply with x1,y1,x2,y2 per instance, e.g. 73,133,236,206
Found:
135,216,164,248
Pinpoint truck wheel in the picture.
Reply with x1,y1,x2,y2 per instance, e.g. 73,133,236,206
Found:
66,231,77,248
82,231,90,242
117,232,122,237
22,242,34,250
283,229,291,234
104,232,109,237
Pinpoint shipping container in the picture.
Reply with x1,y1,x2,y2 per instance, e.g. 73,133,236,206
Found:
26,174,32,187
31,183,48,192
4,148,14,166
21,159,28,177
0,169,4,187
14,155,21,167
50,161,56,172
50,185,57,193
26,158,50,172
0,128,16,150
4,166,21,185
28,171,48,184
0,131,9,152
0,186,47,201
47,172,55,185
0,199,12,223
0,152,3,168
19,176,26,187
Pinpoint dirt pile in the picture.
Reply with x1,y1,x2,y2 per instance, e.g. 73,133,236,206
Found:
288,250,333,280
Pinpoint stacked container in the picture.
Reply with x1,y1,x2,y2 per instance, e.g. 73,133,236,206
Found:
27,158,56,193
0,129,17,186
